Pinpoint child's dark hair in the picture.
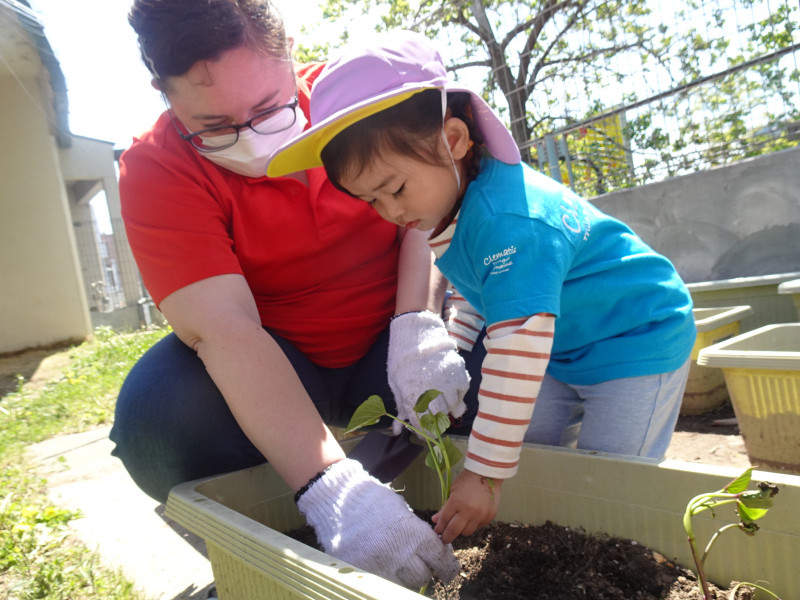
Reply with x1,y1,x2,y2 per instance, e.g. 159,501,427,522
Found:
321,89,484,193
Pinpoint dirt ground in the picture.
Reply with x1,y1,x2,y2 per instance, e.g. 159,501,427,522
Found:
666,401,751,469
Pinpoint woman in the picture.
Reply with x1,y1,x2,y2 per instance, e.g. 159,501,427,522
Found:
110,0,481,588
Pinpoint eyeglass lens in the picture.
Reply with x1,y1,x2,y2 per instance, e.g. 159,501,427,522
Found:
190,102,298,151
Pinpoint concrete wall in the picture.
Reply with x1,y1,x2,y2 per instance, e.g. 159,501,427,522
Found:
59,136,142,307
0,75,91,353
591,146,800,284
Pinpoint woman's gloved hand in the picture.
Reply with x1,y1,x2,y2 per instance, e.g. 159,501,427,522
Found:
296,458,460,588
387,311,470,436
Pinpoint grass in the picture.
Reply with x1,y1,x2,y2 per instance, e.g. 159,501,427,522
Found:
0,325,170,600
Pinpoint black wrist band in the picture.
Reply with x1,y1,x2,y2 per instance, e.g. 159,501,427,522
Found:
294,463,336,504
391,310,420,321
392,309,437,321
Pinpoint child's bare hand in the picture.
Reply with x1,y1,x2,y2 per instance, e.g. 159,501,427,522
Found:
432,469,502,544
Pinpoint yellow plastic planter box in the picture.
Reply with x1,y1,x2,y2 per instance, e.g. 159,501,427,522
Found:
778,278,800,321
687,271,800,333
166,438,800,600
698,323,800,474
681,305,753,415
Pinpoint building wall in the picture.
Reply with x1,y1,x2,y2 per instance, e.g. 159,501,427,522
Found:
592,146,800,284
59,136,142,307
0,75,91,353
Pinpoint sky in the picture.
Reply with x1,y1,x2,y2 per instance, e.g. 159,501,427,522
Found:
28,0,328,150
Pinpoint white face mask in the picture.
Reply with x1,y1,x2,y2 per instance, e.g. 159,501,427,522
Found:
200,110,308,178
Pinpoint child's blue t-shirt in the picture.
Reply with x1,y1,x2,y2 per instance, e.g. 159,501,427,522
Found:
434,158,696,385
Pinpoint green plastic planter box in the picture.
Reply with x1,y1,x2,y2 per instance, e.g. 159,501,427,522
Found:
698,323,800,474
681,305,753,415
778,278,800,321
166,438,800,600
687,271,800,333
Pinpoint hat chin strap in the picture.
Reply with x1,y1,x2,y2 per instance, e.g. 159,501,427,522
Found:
440,89,462,195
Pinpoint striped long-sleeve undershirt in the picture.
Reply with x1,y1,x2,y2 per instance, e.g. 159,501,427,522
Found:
443,289,485,352
429,216,556,479
469,315,554,478
432,218,485,351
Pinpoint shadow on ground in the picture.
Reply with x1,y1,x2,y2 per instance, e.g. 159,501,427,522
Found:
169,583,216,600
0,346,73,397
674,401,739,435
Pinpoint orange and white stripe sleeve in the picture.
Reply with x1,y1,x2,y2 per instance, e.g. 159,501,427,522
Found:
465,313,555,479
443,289,485,352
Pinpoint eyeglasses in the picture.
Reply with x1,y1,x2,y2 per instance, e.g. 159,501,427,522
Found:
166,95,300,153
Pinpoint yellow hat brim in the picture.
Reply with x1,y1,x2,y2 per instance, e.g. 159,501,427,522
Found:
267,88,428,178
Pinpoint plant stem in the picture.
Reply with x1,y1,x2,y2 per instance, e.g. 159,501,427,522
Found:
434,429,453,501
386,415,448,505
701,523,738,568
686,529,713,599
684,496,713,599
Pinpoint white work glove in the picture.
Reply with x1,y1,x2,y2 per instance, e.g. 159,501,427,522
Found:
388,311,470,436
296,458,460,588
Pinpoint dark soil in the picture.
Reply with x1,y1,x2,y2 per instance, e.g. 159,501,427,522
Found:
287,514,751,599
424,518,749,600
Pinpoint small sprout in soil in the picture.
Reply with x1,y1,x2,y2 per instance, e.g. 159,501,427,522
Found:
345,389,463,507
683,467,780,599
345,390,464,594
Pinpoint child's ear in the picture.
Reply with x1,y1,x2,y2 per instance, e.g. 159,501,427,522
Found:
443,117,472,160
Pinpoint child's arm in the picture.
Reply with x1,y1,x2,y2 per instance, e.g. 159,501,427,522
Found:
443,289,485,352
433,313,554,544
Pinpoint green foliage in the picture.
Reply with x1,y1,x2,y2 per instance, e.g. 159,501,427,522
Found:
346,389,463,506
300,0,800,196
0,326,169,599
302,0,655,154
0,463,140,599
683,467,780,599
0,327,170,459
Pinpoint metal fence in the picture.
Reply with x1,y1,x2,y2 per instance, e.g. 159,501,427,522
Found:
524,0,800,198
72,214,163,330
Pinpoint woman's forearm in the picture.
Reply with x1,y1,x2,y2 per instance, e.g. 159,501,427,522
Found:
160,274,346,492
395,227,446,314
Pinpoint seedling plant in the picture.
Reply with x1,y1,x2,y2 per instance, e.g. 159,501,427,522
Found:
345,388,463,507
683,467,780,599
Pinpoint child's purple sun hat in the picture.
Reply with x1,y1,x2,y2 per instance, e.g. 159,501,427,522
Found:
266,29,521,177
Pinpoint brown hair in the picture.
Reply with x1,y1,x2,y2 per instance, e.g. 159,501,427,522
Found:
129,0,287,83
321,89,484,194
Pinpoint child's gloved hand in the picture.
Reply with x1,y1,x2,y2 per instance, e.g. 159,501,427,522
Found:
296,458,460,588
387,311,470,436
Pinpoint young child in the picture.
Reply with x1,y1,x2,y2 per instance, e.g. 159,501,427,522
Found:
267,30,696,544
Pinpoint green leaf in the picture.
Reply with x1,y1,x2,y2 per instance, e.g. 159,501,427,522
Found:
433,412,451,436
724,468,753,494
413,389,442,414
425,445,445,471
737,498,774,523
440,437,463,468
345,395,387,433
420,412,450,438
